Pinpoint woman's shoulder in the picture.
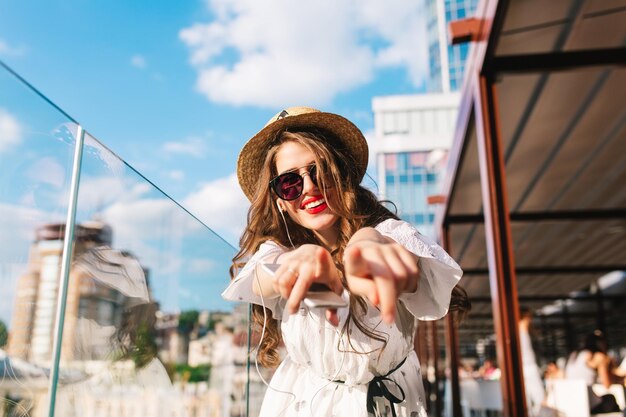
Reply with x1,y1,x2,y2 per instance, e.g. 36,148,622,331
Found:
374,218,413,233
258,239,284,250
589,351,610,365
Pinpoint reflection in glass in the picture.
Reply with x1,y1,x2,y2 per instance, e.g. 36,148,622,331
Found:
51,133,244,417
1,62,78,416
1,61,255,416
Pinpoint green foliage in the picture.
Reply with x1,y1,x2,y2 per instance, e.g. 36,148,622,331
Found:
177,310,199,334
0,320,7,348
175,363,211,383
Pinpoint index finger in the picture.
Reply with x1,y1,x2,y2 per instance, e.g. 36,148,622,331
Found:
372,263,398,324
286,262,315,314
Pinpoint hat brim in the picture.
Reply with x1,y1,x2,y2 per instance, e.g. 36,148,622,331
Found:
237,111,368,201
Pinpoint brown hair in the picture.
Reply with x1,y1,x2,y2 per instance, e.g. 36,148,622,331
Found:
230,129,468,367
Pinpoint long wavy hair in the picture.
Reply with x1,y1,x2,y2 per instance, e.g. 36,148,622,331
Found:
230,129,468,367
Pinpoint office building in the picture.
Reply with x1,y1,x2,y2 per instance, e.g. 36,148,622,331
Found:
372,0,476,238
427,0,478,93
372,93,459,238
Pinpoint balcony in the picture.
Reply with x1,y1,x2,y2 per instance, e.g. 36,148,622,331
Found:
0,60,265,417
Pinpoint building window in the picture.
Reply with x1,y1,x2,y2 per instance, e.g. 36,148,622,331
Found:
383,112,410,135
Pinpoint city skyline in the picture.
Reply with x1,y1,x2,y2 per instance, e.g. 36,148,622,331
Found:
0,0,445,247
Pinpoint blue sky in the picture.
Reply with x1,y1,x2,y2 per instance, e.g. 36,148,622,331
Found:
0,0,430,246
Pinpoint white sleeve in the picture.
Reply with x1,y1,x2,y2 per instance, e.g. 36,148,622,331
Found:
221,240,287,320
375,219,463,321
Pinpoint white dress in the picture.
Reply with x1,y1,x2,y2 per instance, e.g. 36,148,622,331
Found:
222,219,463,417
519,329,545,417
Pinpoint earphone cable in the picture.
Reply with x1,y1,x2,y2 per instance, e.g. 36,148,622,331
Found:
278,206,296,249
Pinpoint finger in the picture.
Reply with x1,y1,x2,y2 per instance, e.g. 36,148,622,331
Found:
383,248,411,293
346,275,379,306
316,247,342,294
315,246,327,278
372,262,398,323
287,262,315,313
276,265,298,300
325,308,339,327
397,246,419,276
344,246,371,278
397,248,420,292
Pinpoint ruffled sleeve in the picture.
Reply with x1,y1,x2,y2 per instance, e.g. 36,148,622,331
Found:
221,240,287,319
375,218,463,321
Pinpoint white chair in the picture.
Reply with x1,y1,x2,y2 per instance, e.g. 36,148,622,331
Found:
477,379,503,412
545,379,590,417
460,378,484,417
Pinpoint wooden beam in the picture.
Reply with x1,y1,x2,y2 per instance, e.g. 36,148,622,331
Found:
474,72,527,417
448,17,483,45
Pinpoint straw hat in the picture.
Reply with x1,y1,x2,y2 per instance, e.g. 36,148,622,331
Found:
237,106,369,201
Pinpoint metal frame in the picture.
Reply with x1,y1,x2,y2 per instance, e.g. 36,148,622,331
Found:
490,48,626,75
446,208,626,224
474,70,526,417
46,125,85,417
442,226,462,417
437,0,518,414
436,0,626,414
463,266,626,275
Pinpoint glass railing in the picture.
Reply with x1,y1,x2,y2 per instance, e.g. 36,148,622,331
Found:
0,60,256,416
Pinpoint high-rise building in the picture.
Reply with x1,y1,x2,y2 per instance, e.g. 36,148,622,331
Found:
372,93,459,238
372,0,476,238
427,0,478,93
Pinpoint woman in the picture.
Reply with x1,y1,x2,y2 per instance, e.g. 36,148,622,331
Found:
565,330,620,414
518,307,544,417
223,107,467,417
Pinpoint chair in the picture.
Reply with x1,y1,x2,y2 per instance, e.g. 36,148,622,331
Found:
545,379,590,417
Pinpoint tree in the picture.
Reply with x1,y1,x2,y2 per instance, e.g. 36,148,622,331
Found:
0,319,7,348
177,310,199,334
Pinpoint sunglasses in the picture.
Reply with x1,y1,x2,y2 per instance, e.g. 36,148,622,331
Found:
269,164,318,201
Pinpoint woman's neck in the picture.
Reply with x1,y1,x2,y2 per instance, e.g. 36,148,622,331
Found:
314,229,339,251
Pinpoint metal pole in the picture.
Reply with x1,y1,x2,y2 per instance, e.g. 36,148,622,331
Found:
445,315,461,417
246,303,252,417
443,226,462,417
594,284,607,336
474,74,526,417
431,320,443,417
562,303,575,355
46,125,85,417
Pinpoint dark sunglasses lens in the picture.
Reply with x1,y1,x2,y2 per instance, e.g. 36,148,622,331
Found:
308,165,318,186
274,172,303,200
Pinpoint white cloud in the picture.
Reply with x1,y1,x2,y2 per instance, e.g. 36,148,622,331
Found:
74,176,151,213
130,54,147,69
179,0,428,108
357,1,429,86
0,39,26,57
162,136,208,157
183,173,249,244
168,170,185,181
187,258,216,274
0,108,23,152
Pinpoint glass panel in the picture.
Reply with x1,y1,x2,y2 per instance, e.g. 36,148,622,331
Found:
51,133,244,417
0,63,78,416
